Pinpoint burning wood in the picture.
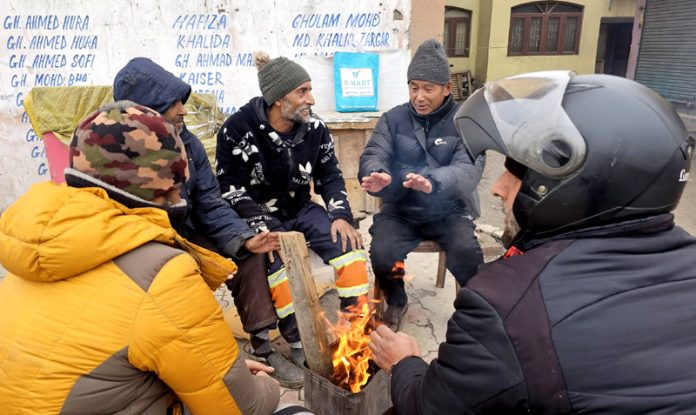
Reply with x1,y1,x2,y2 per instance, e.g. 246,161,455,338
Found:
328,298,378,393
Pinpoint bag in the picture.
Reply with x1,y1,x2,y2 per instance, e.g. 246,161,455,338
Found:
333,52,379,112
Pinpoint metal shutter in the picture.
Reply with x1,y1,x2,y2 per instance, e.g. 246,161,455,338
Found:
635,0,696,104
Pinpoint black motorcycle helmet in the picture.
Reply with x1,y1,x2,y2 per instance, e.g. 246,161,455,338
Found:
454,71,694,238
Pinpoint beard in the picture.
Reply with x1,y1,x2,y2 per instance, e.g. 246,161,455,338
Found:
281,98,311,123
165,115,184,134
501,205,521,248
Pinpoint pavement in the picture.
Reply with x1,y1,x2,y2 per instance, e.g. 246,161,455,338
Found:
220,151,696,409
216,212,506,409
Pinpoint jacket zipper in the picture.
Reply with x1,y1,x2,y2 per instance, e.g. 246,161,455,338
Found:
286,147,294,189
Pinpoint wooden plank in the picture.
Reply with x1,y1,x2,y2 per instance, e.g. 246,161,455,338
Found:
333,129,366,178
326,119,378,131
364,193,380,213
279,232,333,379
344,178,365,213
435,252,447,288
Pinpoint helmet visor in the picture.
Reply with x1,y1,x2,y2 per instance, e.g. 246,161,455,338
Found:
483,70,586,178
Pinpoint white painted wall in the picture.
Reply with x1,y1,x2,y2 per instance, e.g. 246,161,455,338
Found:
0,0,412,211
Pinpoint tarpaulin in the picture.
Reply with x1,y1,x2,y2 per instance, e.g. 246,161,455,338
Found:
24,86,224,166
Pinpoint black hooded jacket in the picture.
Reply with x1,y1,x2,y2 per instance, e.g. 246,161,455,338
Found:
215,97,353,231
390,214,696,414
113,57,255,259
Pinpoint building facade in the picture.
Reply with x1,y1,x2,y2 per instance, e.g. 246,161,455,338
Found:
442,0,636,85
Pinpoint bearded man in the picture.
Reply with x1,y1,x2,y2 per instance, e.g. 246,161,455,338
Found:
215,53,369,387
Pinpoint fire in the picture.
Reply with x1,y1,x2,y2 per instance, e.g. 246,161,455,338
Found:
329,299,375,393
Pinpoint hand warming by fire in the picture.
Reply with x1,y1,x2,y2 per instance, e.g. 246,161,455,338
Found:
328,299,378,393
327,297,423,393
368,324,421,376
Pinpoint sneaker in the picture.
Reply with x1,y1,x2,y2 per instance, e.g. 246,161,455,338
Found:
382,304,408,331
243,342,304,389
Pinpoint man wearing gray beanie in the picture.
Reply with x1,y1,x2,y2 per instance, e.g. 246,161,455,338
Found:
216,53,370,388
359,39,486,331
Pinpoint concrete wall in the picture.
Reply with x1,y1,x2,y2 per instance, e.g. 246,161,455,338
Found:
0,0,428,211
474,0,493,85
603,0,637,17
410,0,446,52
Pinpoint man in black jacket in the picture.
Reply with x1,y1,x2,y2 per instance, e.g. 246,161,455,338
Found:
369,72,696,414
359,39,485,330
113,58,302,387
113,57,279,260
216,53,369,388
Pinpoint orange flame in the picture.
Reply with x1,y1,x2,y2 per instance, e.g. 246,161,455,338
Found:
329,299,375,393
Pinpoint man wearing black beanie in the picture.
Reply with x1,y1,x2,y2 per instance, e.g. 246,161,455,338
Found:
359,39,485,330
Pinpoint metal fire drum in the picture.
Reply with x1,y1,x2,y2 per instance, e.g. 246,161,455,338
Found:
303,368,393,415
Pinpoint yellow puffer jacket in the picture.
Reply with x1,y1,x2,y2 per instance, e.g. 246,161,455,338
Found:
0,182,279,414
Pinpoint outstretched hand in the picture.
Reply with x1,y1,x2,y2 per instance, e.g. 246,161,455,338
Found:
243,231,281,254
403,173,432,194
368,325,421,374
331,218,363,253
361,172,392,193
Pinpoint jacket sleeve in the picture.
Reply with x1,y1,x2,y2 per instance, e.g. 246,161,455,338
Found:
424,140,485,201
185,134,256,259
216,123,285,231
312,121,353,223
130,252,280,415
390,287,528,414
358,114,407,201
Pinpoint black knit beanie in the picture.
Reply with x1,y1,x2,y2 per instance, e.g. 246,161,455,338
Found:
407,39,450,85
255,53,311,105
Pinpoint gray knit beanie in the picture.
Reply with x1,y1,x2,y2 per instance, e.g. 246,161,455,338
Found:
407,39,450,84
255,52,311,105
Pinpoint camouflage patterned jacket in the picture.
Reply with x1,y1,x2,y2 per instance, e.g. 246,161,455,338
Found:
216,96,353,231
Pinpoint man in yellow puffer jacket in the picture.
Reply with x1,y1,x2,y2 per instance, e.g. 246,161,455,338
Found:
0,102,283,414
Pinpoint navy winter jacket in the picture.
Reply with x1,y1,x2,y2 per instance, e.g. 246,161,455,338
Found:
359,96,484,220
215,97,353,231
113,57,255,259
391,214,696,414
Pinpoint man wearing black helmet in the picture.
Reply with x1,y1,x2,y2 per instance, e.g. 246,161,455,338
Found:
369,71,696,414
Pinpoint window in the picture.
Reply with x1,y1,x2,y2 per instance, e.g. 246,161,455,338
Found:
444,7,471,57
508,2,583,56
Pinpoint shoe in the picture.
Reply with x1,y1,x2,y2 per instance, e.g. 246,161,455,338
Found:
290,347,306,368
382,304,408,331
244,343,304,389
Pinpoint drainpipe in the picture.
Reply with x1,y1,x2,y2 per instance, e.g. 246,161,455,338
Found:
626,0,647,80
